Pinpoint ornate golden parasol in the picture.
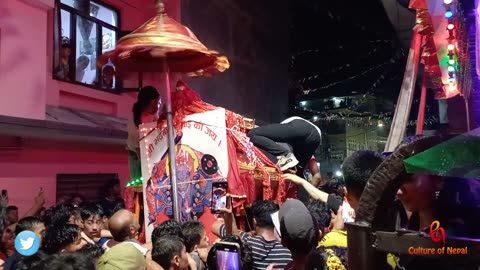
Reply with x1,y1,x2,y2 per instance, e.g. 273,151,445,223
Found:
98,2,229,76
99,0,229,222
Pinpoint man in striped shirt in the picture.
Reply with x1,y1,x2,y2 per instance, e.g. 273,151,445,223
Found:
212,200,292,270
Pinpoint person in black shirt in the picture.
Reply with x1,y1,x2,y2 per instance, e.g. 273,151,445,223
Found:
98,178,125,218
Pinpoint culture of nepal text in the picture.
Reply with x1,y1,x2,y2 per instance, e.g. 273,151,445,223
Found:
408,246,468,255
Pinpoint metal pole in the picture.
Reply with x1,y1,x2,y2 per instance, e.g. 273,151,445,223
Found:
163,65,180,222
416,70,427,135
465,97,471,131
384,28,422,152
364,131,368,150
347,222,375,270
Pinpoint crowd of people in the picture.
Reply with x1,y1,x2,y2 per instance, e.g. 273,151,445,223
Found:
0,125,480,270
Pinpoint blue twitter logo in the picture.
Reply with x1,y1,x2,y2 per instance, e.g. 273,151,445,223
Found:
14,231,40,256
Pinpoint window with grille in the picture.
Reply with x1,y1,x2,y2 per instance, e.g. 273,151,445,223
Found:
53,0,121,92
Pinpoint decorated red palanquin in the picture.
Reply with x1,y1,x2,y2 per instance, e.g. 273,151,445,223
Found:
168,80,298,203
125,81,297,242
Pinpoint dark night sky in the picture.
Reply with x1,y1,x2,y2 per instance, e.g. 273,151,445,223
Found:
289,0,407,103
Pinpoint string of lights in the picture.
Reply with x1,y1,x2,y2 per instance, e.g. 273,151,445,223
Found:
298,48,404,95
295,107,439,127
444,0,457,87
292,40,391,57
299,61,388,94
293,45,399,84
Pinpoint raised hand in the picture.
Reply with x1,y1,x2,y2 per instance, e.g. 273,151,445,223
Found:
282,173,306,185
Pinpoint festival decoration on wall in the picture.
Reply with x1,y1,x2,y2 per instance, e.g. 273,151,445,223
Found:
295,106,440,127
139,109,229,239
409,0,461,99
444,0,458,90
126,177,143,187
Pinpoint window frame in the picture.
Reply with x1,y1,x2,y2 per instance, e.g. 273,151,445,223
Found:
53,0,126,94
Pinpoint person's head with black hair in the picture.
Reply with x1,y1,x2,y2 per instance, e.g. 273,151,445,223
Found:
43,204,76,226
70,194,85,208
307,200,331,239
13,252,47,270
15,216,45,244
341,150,384,211
60,43,72,59
102,178,121,199
78,243,105,263
319,181,346,199
133,86,160,127
251,200,279,229
305,248,328,270
100,202,125,231
42,224,82,254
37,253,95,270
80,203,104,239
76,55,90,71
152,236,189,270
6,205,19,224
181,221,209,252
101,201,125,220
206,235,253,270
152,220,184,244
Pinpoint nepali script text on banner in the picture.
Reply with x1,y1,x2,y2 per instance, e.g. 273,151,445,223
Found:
140,108,229,241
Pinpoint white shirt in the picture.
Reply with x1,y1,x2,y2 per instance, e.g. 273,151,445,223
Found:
126,113,158,153
126,117,140,153
281,116,322,137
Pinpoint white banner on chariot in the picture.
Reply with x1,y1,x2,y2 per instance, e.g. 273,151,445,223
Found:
140,108,229,240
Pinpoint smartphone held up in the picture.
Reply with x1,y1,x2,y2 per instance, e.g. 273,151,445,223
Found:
211,181,229,214
215,241,241,270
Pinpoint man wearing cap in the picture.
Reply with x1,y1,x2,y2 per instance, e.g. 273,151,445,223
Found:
96,242,147,270
278,199,320,270
98,209,163,270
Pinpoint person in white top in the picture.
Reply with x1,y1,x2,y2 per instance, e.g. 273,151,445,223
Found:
247,116,321,171
126,86,160,180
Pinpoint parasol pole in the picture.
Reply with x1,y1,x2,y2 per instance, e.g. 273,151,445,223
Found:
164,61,180,222
156,0,180,222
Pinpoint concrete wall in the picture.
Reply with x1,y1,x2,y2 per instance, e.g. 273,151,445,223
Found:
0,0,179,212
180,0,289,124
0,137,129,215
0,0,181,121
0,0,49,120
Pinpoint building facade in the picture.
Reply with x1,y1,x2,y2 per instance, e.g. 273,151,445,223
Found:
0,0,288,214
